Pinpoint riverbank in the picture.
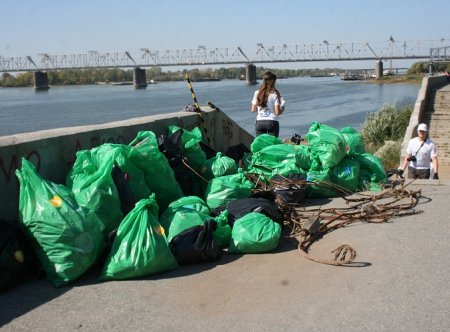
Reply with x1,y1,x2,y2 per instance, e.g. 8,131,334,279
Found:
0,66,423,88
368,74,425,84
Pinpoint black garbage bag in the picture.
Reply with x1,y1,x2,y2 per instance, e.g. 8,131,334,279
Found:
200,141,218,160
273,185,307,205
226,197,282,227
271,173,308,205
111,162,136,216
225,143,250,163
0,220,37,292
158,130,203,197
158,129,184,166
169,220,222,265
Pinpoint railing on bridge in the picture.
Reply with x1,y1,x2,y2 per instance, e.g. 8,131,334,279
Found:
0,39,449,72
430,46,450,63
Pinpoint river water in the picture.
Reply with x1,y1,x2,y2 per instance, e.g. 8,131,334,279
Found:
0,77,420,138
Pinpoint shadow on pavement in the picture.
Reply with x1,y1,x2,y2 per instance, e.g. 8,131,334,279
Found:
0,276,72,327
0,239,284,326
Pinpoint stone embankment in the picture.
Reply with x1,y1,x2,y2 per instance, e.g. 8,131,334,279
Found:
423,83,450,180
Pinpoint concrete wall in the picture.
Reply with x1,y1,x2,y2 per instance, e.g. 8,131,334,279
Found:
400,75,448,163
0,107,253,222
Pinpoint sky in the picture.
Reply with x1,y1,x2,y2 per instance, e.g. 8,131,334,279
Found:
1,0,449,70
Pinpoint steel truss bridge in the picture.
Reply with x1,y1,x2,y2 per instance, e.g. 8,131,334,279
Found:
1,39,449,72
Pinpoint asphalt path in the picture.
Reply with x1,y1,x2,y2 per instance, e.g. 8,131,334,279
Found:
1,181,449,332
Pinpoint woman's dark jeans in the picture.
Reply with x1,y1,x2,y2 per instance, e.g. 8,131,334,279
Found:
255,120,280,137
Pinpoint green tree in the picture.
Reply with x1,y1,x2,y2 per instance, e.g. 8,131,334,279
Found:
0,73,16,87
15,72,33,86
407,62,428,74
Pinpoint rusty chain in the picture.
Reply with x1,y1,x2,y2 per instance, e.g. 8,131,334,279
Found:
245,174,423,266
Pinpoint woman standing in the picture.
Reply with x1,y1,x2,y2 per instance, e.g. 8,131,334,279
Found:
251,71,285,137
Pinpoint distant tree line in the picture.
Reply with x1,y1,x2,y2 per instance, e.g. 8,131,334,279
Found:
0,66,344,87
0,69,135,87
406,61,450,74
2,62,448,87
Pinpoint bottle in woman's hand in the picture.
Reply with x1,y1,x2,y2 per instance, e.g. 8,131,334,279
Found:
280,97,286,112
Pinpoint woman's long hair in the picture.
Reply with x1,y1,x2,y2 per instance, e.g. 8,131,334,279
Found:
256,71,281,107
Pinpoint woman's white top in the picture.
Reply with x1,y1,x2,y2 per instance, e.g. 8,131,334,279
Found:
252,90,280,121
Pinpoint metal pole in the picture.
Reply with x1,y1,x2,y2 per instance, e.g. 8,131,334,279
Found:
185,73,213,147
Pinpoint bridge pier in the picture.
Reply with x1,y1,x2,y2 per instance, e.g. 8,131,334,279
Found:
245,64,257,85
33,71,50,91
375,60,383,79
133,67,147,89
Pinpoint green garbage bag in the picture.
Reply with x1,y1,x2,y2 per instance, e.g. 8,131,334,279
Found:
212,210,232,248
249,160,304,179
159,196,211,240
306,162,338,197
341,127,366,155
128,131,183,212
306,122,346,169
202,152,238,180
254,144,297,164
162,208,212,243
205,169,255,209
228,212,281,254
66,146,123,237
249,143,304,178
109,144,152,201
293,144,312,171
270,161,305,178
241,164,271,183
16,159,103,287
101,195,178,280
250,134,283,153
241,151,254,172
69,143,151,202
167,126,207,172
353,153,388,190
330,157,360,193
161,196,210,216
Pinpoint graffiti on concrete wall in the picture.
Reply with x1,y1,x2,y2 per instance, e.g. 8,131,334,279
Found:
1,134,127,184
0,150,40,183
88,135,127,147
221,118,234,141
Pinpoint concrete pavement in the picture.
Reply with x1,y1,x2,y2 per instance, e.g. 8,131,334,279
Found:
1,181,449,332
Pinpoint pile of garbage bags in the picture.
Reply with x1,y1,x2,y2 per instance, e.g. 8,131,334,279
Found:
2,122,387,289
